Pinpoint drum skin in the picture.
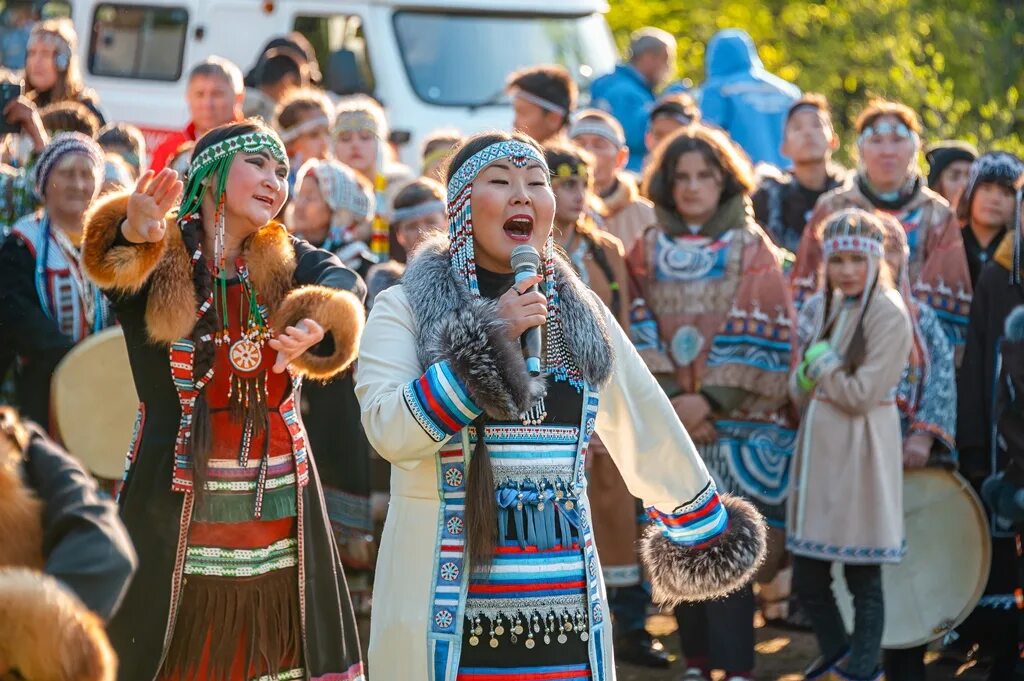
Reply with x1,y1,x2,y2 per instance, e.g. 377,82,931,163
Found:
831,468,992,648
51,327,138,480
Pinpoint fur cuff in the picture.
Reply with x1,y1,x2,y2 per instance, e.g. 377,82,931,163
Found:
640,494,766,606
0,568,116,681
434,297,545,421
272,285,364,380
82,191,167,292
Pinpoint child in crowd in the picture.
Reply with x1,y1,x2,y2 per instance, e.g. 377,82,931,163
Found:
96,122,146,179
273,87,333,172
789,208,912,681
419,128,462,181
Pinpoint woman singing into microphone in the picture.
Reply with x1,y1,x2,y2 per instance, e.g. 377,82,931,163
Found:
355,131,767,681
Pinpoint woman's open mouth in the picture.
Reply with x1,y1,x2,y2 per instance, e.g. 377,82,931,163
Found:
254,195,275,207
503,215,534,242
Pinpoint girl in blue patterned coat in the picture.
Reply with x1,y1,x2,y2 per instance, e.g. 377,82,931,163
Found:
355,131,767,681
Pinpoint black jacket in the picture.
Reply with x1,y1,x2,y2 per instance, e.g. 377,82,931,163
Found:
22,422,137,619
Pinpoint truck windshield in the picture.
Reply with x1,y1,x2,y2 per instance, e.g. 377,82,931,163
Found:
393,11,616,107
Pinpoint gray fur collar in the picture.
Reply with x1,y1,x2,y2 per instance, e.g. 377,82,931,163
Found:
401,233,614,420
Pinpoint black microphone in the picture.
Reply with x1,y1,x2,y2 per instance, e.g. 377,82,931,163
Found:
510,244,542,376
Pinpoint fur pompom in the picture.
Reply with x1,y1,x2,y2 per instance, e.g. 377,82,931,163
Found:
272,285,365,380
0,568,117,681
0,408,43,570
82,192,167,293
640,494,766,606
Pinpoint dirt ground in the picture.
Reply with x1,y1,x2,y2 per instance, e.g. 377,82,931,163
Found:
616,614,988,681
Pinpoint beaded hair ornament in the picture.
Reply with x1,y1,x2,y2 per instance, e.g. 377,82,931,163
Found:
814,208,886,344
178,129,288,274
447,139,586,422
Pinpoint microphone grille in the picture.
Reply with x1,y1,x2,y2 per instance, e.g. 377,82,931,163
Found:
510,244,541,272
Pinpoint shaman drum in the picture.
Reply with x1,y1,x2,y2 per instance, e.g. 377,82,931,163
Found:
51,326,138,480
831,467,991,648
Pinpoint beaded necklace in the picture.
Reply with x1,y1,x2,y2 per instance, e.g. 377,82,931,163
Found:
447,140,586,425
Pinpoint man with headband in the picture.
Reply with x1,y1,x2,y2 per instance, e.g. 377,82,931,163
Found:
570,108,657,254
506,64,577,144
592,27,678,173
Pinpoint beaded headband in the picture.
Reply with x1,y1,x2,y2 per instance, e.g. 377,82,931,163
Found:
179,129,287,274
447,139,584,395
823,234,884,259
447,139,548,297
392,199,446,224
510,88,567,116
569,120,625,148
822,211,885,259
332,110,383,138
446,139,548,199
279,115,330,143
179,130,287,217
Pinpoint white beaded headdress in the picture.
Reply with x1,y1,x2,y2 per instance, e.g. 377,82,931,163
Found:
446,138,586,393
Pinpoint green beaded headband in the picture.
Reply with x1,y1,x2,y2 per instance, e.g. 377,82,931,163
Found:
178,130,288,218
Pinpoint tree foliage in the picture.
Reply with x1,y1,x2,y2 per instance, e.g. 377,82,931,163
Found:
606,0,1024,163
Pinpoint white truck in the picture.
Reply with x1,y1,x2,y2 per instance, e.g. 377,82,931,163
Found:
10,0,618,163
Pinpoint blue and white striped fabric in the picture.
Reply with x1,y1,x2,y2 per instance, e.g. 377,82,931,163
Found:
646,482,729,547
404,360,482,441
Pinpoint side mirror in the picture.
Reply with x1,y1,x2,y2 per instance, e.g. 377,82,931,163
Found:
325,49,369,96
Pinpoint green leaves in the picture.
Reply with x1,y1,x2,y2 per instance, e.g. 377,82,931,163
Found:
607,0,1024,162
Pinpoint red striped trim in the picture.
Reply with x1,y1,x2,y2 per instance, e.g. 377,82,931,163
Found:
493,543,580,555
417,375,462,433
469,580,586,594
457,669,589,680
654,494,721,527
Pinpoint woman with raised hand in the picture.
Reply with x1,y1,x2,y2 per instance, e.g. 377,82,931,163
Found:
82,119,365,681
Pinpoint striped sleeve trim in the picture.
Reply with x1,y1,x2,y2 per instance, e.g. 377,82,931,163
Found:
646,483,729,547
403,360,482,442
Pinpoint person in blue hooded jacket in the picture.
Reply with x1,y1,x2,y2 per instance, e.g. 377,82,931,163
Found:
697,29,800,169
591,27,676,174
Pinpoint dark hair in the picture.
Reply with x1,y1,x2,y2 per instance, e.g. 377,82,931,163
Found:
422,129,463,161
543,140,595,186
39,100,100,137
273,87,332,132
649,92,700,126
507,65,577,126
642,125,755,213
444,130,545,567
179,119,268,497
817,209,893,372
258,50,305,88
855,98,921,135
97,122,146,172
786,92,833,125
393,176,445,214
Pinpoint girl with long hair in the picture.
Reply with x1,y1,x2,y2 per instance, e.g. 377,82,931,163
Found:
789,208,913,681
355,130,767,680
82,119,365,680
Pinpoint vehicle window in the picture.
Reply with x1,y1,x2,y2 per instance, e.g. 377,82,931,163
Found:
393,11,617,107
0,0,71,69
294,13,374,94
89,3,187,81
